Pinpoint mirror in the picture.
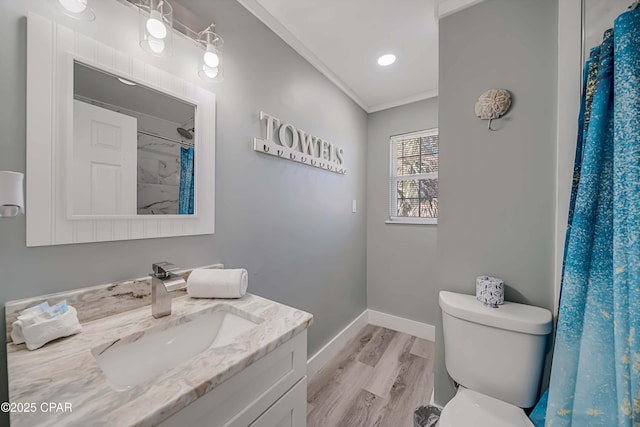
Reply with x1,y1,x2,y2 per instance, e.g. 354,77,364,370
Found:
26,13,215,247
73,61,196,215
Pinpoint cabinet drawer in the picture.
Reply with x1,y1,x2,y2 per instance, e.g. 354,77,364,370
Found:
250,377,307,427
159,330,307,427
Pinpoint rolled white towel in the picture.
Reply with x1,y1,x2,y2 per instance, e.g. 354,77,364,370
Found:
187,268,248,299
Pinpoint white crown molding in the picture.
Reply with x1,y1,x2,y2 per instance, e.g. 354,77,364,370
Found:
238,0,441,113
368,89,439,113
436,0,486,19
237,0,369,112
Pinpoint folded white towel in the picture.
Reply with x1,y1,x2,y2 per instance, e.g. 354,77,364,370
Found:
12,306,82,351
187,268,248,299
11,301,52,344
10,321,25,345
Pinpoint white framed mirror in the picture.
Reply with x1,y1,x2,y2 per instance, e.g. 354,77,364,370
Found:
71,59,198,217
26,13,215,246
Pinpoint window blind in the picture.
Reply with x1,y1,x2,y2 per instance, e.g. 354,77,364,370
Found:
388,128,439,224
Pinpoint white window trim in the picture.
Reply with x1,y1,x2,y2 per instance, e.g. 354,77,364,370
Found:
386,217,438,225
388,128,439,225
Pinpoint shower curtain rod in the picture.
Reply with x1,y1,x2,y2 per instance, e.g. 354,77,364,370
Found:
138,130,194,148
74,95,194,148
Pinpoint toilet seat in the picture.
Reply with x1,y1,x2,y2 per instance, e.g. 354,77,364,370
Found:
437,387,534,427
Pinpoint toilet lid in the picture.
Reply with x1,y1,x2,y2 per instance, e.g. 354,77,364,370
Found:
438,388,534,427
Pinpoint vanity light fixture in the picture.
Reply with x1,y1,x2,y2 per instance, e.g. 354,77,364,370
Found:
197,24,224,82
377,54,396,66
138,0,173,57
118,1,227,81
0,171,24,218
50,0,95,21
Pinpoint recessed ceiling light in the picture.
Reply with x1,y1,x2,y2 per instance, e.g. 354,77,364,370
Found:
377,54,396,66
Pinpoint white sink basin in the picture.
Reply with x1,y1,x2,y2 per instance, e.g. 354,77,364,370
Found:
92,306,260,391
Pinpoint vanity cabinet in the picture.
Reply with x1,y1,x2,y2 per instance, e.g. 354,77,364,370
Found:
250,377,307,427
159,330,307,427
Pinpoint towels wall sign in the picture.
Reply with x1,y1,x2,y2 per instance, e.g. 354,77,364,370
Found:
253,111,346,174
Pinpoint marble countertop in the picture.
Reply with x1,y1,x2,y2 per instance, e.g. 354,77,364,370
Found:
7,293,313,427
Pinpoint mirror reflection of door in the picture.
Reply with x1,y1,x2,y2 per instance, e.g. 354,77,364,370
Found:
73,100,137,215
73,61,196,216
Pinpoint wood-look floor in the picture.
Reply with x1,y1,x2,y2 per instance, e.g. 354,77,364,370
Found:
307,325,435,427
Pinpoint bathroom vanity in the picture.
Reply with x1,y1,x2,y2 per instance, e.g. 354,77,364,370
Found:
5,267,313,426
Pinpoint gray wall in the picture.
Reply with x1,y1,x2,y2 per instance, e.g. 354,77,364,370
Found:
0,0,367,413
435,0,558,405
366,99,439,325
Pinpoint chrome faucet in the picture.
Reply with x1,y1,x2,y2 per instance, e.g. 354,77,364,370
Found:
151,262,186,318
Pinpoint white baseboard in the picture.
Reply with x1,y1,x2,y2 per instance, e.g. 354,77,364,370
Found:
307,309,436,377
368,310,436,341
306,310,368,377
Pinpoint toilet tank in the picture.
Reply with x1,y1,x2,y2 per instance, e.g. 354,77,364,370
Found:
439,291,552,408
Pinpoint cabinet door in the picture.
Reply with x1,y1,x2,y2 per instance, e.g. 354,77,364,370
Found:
250,377,307,427
158,331,307,427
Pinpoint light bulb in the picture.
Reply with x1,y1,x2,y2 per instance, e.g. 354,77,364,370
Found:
202,66,219,79
148,38,165,54
377,54,396,66
58,0,87,13
203,50,220,68
146,10,167,40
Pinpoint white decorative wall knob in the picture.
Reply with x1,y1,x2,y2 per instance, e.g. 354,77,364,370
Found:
475,89,512,130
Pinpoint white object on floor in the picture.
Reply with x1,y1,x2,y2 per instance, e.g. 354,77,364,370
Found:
187,268,248,298
437,387,533,427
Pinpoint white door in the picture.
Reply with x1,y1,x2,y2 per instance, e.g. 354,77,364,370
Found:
73,100,137,215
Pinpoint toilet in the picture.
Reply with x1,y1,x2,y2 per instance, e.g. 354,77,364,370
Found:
437,291,553,426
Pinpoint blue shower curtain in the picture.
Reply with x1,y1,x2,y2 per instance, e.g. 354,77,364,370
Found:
178,147,194,215
531,8,640,426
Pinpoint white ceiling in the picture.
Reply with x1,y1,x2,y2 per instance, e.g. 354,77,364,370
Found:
238,0,439,113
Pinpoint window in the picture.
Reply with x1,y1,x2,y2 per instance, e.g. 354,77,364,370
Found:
388,128,438,224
